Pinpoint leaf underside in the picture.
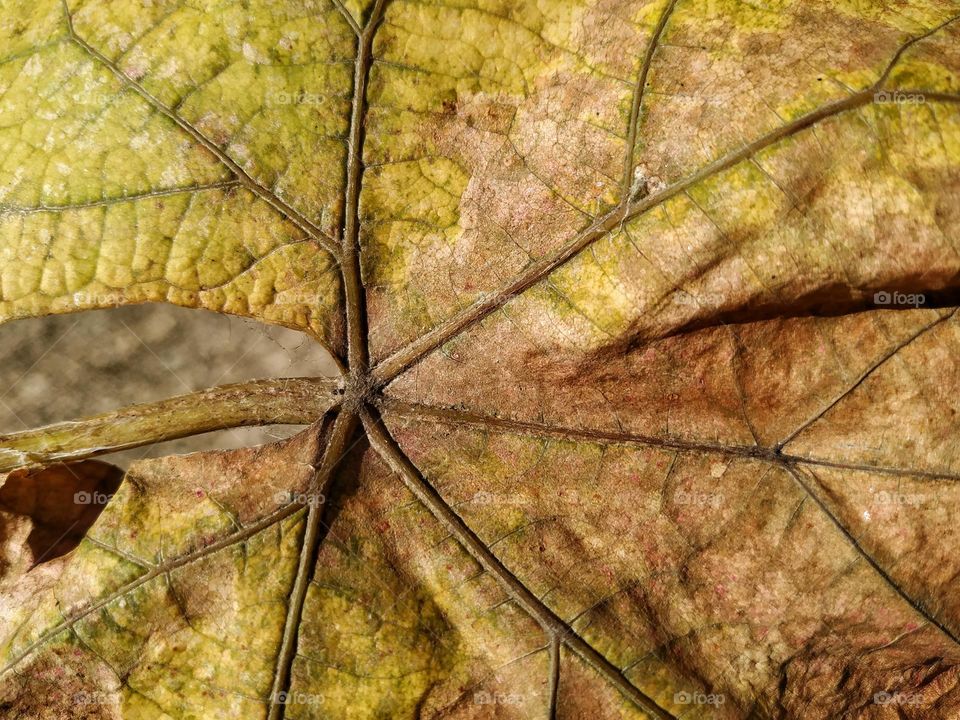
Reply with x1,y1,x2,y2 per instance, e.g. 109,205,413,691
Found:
0,0,959,718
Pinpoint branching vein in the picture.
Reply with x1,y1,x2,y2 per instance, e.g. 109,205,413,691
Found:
60,4,341,259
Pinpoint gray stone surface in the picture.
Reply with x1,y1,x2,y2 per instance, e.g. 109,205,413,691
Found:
0,304,339,467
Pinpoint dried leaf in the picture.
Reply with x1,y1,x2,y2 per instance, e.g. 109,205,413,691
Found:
1,0,960,717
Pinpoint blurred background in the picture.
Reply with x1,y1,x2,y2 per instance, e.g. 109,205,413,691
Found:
0,304,339,468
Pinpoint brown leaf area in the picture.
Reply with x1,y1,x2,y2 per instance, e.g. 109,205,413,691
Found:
0,462,124,645
0,463,123,574
383,308,960,716
2,0,960,718
387,413,960,717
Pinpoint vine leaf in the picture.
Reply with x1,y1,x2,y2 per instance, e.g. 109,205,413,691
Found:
1,0,960,717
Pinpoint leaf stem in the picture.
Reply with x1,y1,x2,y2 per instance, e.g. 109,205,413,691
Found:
0,377,342,471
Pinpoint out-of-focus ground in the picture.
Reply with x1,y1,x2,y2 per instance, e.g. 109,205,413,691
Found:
0,304,339,467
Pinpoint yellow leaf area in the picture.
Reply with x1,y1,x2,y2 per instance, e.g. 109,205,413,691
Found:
0,0,354,352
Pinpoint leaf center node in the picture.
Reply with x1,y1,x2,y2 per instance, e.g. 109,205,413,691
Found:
342,373,374,414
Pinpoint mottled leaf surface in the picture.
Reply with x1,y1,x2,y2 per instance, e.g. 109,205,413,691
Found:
1,0,960,717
